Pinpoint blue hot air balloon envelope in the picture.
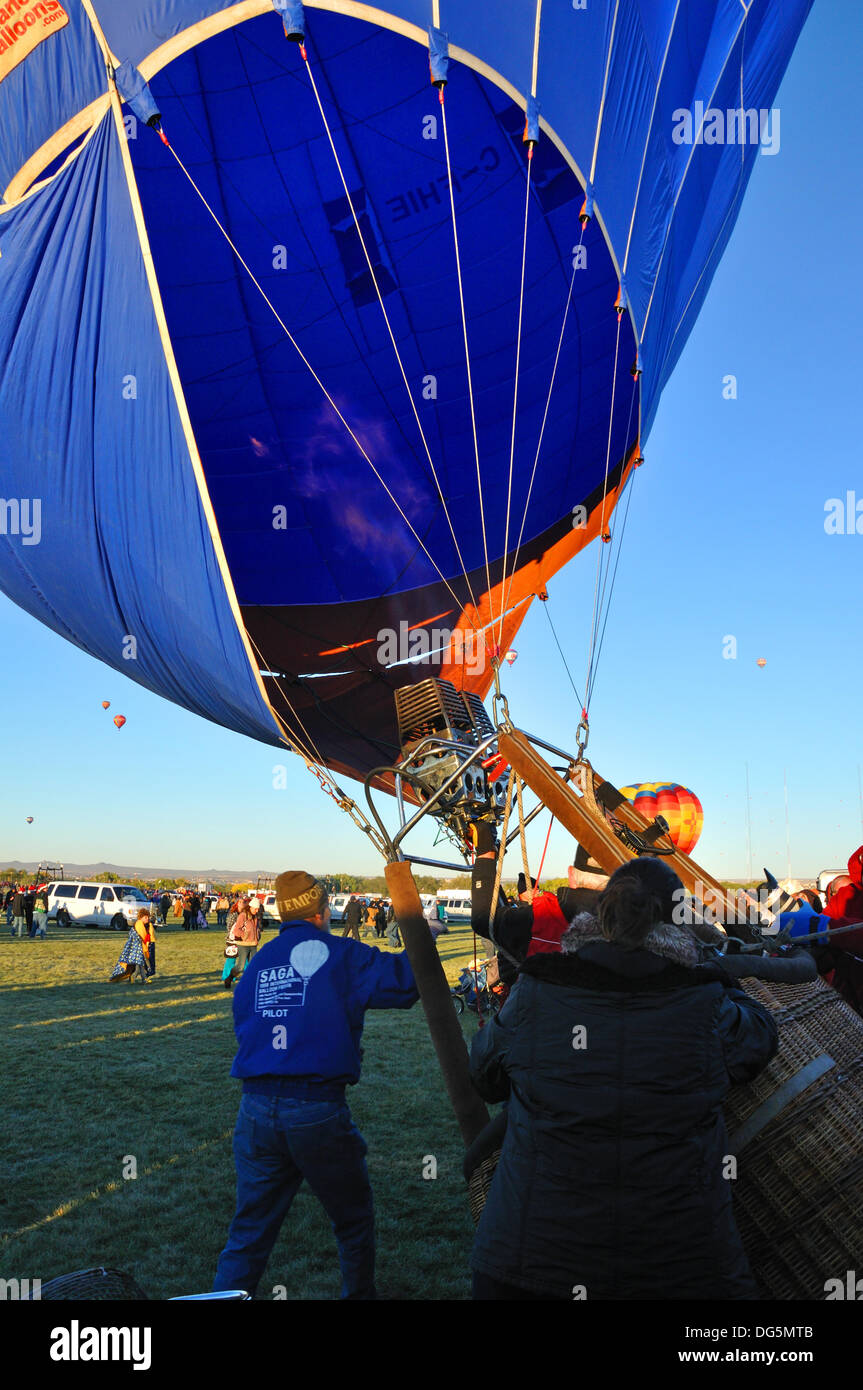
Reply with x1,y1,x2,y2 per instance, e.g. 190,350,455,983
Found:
0,0,812,787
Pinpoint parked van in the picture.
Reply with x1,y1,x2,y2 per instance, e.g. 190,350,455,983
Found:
46,881,151,930
437,889,471,924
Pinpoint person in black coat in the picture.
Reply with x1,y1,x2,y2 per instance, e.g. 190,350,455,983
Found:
342,895,363,941
469,858,779,1301
11,887,27,937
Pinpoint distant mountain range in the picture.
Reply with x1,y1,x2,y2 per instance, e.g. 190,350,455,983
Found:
0,859,279,882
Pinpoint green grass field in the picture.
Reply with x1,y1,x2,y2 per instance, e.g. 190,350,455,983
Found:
1,916,491,1300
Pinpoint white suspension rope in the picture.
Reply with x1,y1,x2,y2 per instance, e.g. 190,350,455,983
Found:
586,376,638,696
500,225,585,623
440,95,493,617
498,152,533,645
246,629,388,853
245,629,331,767
621,0,681,277
162,138,480,632
586,442,640,710
581,310,623,710
515,774,533,905
489,770,515,937
299,51,481,617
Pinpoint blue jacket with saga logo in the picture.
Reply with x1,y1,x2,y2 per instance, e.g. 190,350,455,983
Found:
230,921,419,1088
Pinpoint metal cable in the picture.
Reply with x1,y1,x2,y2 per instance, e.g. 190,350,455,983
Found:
500,226,585,623
440,92,493,617
498,151,533,644
581,310,623,711
161,137,479,632
299,47,481,619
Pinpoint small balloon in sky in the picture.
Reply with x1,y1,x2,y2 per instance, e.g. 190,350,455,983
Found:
756,658,767,668
504,650,518,666
102,700,111,709
25,816,34,824
113,715,126,729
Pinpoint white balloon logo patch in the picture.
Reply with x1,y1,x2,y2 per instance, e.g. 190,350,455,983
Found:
290,939,329,979
254,940,330,1016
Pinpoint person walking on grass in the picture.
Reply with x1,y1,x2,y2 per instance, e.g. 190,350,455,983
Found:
109,909,153,985
213,871,418,1300
374,901,387,939
223,897,260,987
32,886,49,939
146,914,158,978
342,894,362,941
11,886,27,938
385,902,402,948
248,896,264,938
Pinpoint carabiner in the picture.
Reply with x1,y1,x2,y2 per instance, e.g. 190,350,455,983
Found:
575,713,589,763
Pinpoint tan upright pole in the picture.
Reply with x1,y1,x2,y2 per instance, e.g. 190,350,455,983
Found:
385,860,490,1147
498,729,633,873
499,728,756,937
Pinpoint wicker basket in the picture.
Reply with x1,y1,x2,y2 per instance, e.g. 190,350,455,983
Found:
468,1149,502,1224
726,975,863,1300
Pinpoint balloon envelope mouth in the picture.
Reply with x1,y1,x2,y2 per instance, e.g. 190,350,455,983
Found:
129,7,637,781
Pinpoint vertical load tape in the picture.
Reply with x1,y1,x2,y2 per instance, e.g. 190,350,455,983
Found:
114,60,161,128
523,93,540,146
273,0,305,41
429,26,449,87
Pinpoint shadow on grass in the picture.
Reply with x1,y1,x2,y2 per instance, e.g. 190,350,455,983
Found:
2,928,484,1299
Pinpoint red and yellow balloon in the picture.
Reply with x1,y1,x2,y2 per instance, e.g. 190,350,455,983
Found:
619,782,704,856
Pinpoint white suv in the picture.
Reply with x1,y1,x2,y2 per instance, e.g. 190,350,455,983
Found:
46,881,152,930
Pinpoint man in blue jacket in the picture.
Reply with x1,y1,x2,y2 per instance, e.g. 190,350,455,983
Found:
213,870,419,1300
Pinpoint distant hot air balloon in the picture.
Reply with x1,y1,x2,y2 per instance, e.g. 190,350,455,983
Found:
289,939,330,979
619,782,704,856
102,700,111,709
113,715,126,730
504,650,518,667
25,816,34,824
757,658,767,669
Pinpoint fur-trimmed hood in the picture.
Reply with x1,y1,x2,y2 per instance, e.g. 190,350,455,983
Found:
560,911,701,967
518,912,734,993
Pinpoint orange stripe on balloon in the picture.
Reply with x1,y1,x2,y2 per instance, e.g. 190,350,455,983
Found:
438,448,640,695
318,608,455,656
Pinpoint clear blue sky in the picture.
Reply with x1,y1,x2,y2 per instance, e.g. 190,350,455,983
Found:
2,2,861,881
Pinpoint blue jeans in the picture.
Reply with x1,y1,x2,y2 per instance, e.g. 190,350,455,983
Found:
214,1093,375,1299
